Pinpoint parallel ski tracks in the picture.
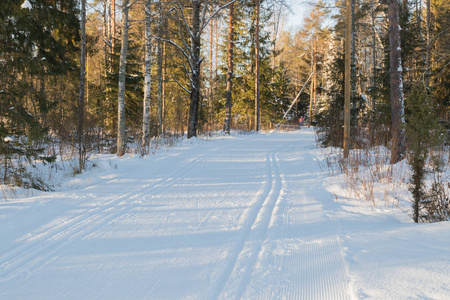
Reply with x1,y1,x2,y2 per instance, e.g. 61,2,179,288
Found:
0,152,211,283
241,143,353,300
211,143,289,300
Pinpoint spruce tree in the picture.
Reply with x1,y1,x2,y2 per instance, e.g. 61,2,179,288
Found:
0,0,79,188
405,83,444,222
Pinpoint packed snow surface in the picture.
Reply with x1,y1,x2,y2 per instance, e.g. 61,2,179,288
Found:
1,129,449,299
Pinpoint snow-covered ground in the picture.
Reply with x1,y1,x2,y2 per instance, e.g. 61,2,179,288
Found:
1,129,449,299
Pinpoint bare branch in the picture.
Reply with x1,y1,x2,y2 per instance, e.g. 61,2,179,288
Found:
201,0,240,32
154,36,195,73
170,74,191,94
174,2,194,40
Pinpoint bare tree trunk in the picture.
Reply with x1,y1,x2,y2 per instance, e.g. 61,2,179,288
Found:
254,0,261,132
313,37,317,119
308,35,317,128
78,0,86,171
389,0,405,164
102,0,107,143
308,39,314,128
162,39,166,134
142,0,152,151
369,1,377,145
107,0,115,134
351,0,357,108
187,0,202,139
157,22,163,136
224,2,234,134
214,19,219,130
209,19,214,132
117,0,130,156
425,0,431,87
344,0,352,159
112,0,116,51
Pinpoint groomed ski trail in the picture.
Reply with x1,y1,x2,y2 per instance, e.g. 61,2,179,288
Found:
0,129,354,299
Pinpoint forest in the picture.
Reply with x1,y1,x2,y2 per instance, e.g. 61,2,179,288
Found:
0,0,449,221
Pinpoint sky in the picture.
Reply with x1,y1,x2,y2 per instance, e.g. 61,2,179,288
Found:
283,0,315,30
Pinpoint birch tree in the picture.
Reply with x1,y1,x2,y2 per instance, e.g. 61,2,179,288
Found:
142,0,152,151
117,0,130,156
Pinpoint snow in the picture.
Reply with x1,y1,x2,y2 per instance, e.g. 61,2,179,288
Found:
20,0,32,10
1,129,449,299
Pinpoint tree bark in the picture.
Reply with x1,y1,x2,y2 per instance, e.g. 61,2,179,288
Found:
389,0,405,164
351,0,357,108
209,19,214,132
112,0,116,51
117,0,129,156
78,0,86,171
157,11,164,137
142,0,152,151
425,0,431,87
369,1,377,145
313,37,317,119
344,0,352,159
224,2,234,134
187,0,202,139
308,35,316,128
162,39,166,134
254,0,260,132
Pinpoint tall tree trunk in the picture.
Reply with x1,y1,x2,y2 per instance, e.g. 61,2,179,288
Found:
112,0,116,51
308,35,316,128
187,0,202,139
214,18,219,130
351,0,357,108
117,0,129,156
344,0,352,159
224,2,234,134
78,0,86,171
162,39,166,134
142,0,152,151
389,0,405,164
425,0,431,87
313,38,317,118
209,19,214,132
157,11,164,137
254,0,261,131
369,1,377,145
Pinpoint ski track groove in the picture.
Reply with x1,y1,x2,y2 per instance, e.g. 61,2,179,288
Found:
236,139,352,300
0,153,209,283
211,143,289,300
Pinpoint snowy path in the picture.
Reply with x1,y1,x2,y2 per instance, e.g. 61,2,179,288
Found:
0,130,354,299
3,130,448,299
